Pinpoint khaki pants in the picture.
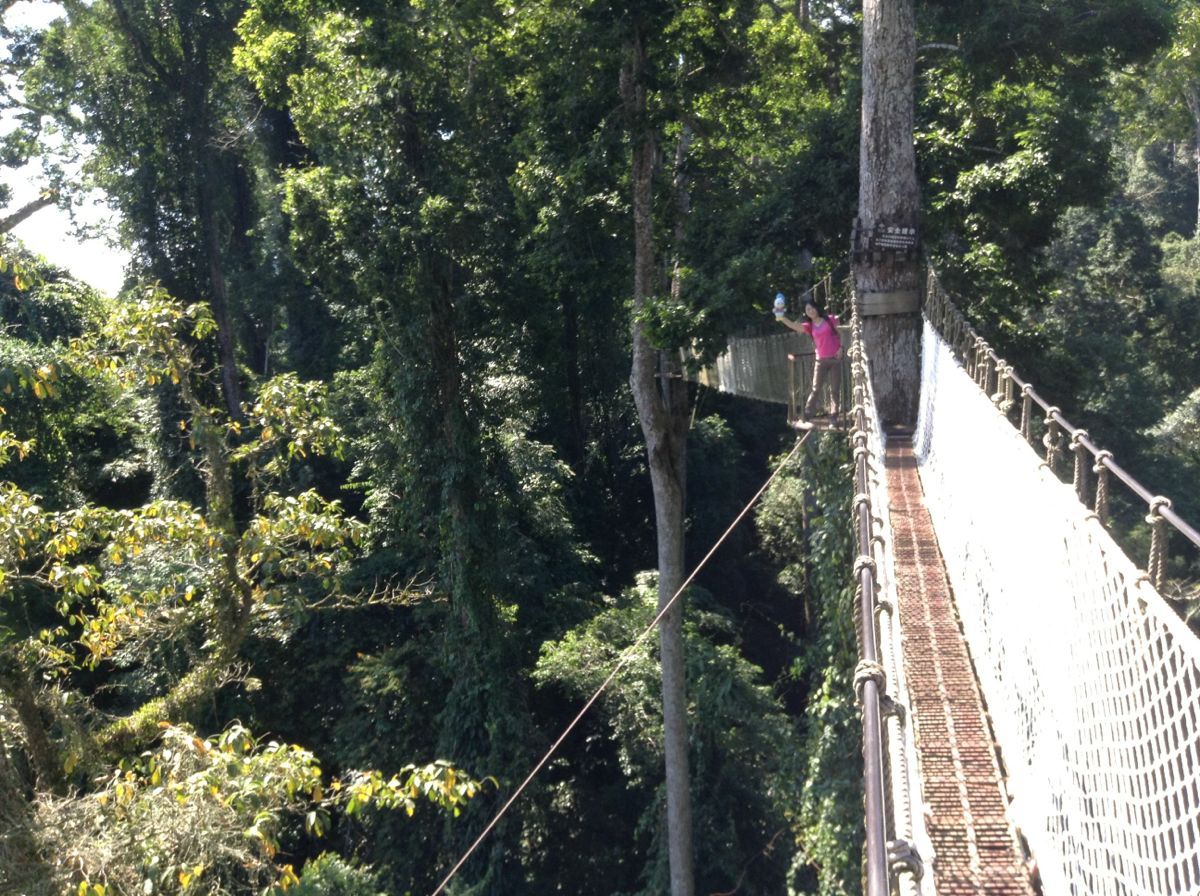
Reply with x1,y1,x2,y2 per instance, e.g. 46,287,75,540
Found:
804,357,841,420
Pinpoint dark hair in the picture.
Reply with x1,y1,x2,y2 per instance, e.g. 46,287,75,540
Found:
806,297,837,333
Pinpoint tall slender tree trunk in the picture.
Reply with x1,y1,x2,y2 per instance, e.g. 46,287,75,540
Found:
166,28,245,421
560,290,586,468
1187,86,1200,236
425,250,523,891
195,149,245,420
853,0,922,426
622,28,695,896
429,261,479,633
671,122,693,305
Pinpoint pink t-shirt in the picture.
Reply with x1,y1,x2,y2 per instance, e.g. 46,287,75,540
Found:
801,315,841,359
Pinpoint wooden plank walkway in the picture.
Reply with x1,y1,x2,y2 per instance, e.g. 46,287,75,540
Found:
885,436,1039,896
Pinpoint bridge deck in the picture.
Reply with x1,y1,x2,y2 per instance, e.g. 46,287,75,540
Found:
885,436,1038,896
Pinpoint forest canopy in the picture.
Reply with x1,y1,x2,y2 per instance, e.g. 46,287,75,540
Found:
0,1,1197,894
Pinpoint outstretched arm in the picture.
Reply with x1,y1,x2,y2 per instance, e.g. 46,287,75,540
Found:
775,315,808,334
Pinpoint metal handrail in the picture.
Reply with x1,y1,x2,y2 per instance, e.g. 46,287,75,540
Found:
1017,374,1200,545
845,284,892,896
924,268,1200,591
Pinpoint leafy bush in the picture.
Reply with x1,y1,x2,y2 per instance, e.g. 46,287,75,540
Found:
286,853,385,896
757,433,862,896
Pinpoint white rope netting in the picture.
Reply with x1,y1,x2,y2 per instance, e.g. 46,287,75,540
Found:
693,330,851,417
913,318,1200,896
697,331,799,404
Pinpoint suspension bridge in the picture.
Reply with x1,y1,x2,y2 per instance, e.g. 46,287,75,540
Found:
698,267,1200,896
434,264,1200,896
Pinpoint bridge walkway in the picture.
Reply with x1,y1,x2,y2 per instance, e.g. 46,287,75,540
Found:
886,431,1037,896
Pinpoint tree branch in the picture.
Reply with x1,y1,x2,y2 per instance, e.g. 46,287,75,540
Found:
0,194,55,235
95,652,239,756
108,0,178,86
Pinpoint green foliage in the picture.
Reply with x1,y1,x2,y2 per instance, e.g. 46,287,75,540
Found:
0,271,145,508
677,10,857,348
1122,144,1196,238
0,269,106,342
533,571,802,896
282,853,384,896
918,0,1174,321
3,722,484,896
757,434,861,896
24,0,1200,892
1115,4,1200,167
920,2,1200,548
1013,197,1200,530
1150,386,1200,468
0,279,494,893
0,288,365,687
234,373,346,475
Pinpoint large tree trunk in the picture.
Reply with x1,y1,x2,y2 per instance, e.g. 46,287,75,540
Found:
853,0,922,427
108,0,244,416
195,147,246,420
181,37,244,420
1187,85,1200,237
622,29,696,896
429,260,480,634
560,289,586,468
0,661,64,795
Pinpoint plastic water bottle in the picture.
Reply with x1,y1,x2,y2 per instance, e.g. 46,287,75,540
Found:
773,292,786,317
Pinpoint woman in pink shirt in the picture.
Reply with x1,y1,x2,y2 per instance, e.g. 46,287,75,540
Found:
776,298,842,426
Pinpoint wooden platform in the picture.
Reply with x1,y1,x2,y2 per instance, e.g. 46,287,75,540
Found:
885,436,1039,896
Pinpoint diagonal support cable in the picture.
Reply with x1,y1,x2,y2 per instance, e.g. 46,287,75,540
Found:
431,429,815,896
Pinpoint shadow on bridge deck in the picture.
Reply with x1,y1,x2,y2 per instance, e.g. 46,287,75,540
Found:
886,429,1040,896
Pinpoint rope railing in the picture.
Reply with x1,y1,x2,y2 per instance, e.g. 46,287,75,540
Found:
845,282,928,896
924,269,1200,593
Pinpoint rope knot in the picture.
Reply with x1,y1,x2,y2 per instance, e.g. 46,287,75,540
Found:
1146,497,1172,589
853,659,886,701
1092,449,1113,473
1070,429,1089,448
1148,495,1172,516
887,839,925,881
853,553,876,578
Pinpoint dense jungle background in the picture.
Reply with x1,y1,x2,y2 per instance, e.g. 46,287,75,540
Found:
0,1,1198,894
